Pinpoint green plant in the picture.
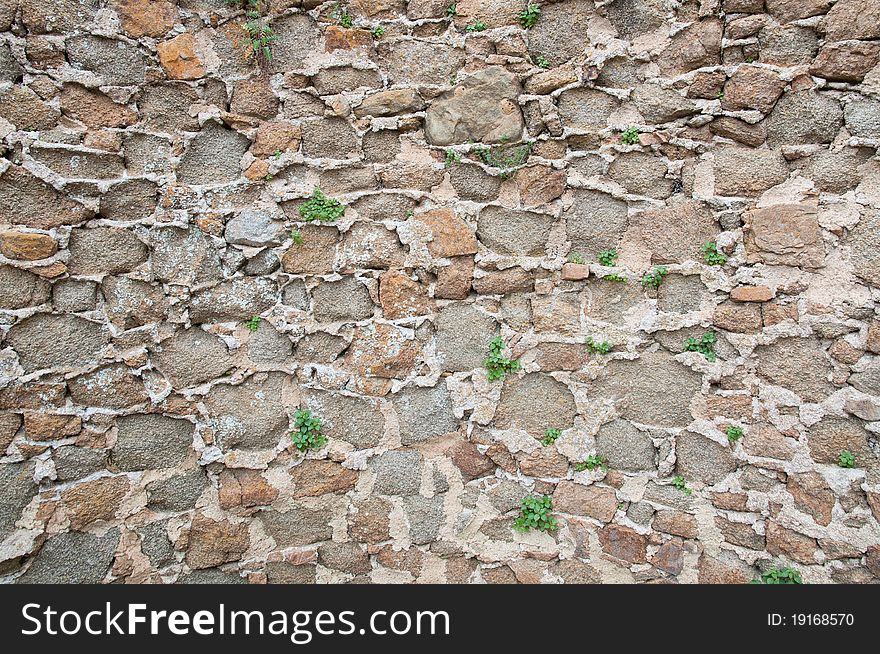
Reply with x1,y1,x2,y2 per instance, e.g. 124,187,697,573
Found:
838,450,855,468
702,241,727,266
519,3,541,29
716,90,724,100
291,229,304,245
473,141,531,179
485,336,521,381
567,252,586,265
586,336,611,354
684,331,717,362
535,55,550,69
332,1,354,28
291,409,327,452
298,187,345,223
641,265,668,289
513,494,557,533
444,148,461,167
243,8,277,65
604,273,627,282
273,148,282,159
751,567,802,585
620,127,640,145
726,425,744,443
541,427,561,446
672,475,692,496
597,248,619,266
371,25,385,39
244,315,262,332
264,173,273,181
447,2,457,18
574,454,607,472
466,20,487,32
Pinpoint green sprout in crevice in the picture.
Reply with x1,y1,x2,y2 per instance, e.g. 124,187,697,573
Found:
371,25,385,39
298,187,346,223
620,127,640,145
604,273,627,283
597,248,619,267
672,475,693,496
519,4,541,29
466,20,487,32
243,7,277,66
684,331,717,362
641,265,668,289
726,425,743,443
447,3,457,18
751,567,802,585
485,336,521,382
291,409,327,452
574,454,607,472
567,252,586,265
541,427,561,446
473,140,532,179
333,2,353,28
290,229,304,245
838,450,855,468
703,241,728,266
586,336,612,355
244,315,262,332
513,494,557,533
444,148,462,167
535,54,550,69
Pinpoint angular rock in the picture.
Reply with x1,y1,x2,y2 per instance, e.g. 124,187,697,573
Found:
203,373,291,451
189,277,278,324
7,314,107,374
744,202,824,268
186,514,249,569
435,303,497,372
303,389,385,449
150,328,234,389
595,419,657,472
18,529,118,584
394,384,458,445
553,481,617,522
113,414,194,471
676,432,736,485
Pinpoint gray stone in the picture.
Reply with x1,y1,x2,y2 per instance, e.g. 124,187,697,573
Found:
124,132,173,176
7,314,108,374
754,337,834,403
151,226,223,286
68,227,148,275
676,431,737,484
477,206,555,256
311,277,374,323
177,568,245,584
31,146,123,179
557,87,620,130
225,211,287,247
295,332,348,364
69,364,150,410
52,279,96,313
713,148,789,196
189,277,278,324
113,414,194,471
18,529,118,584
303,389,384,449
282,280,310,310
0,165,93,229
337,222,405,272
493,373,577,436
265,562,316,584
0,462,37,539
849,359,880,396
301,118,359,159
643,480,693,511
138,520,174,568
608,152,674,199
147,468,209,512
102,277,169,329
394,384,458,445
268,13,321,74
565,189,629,259
449,164,502,201
203,373,291,451
798,147,873,193
591,351,701,428
318,542,371,574
844,99,880,139
260,505,332,547
243,250,279,275
488,480,529,513
758,25,819,66
0,266,51,309
607,0,665,40
312,66,382,96
100,179,158,221
403,495,444,545
363,129,403,163
247,321,293,364
150,328,235,389
595,419,657,472
632,83,697,124
425,66,524,146
0,42,22,84
767,91,843,147
54,446,107,482
66,35,146,85
372,450,422,495
657,275,706,314
382,40,466,85
177,123,250,185
137,83,200,133
527,0,594,67
434,303,498,372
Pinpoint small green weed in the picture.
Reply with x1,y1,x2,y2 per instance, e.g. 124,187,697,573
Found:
298,187,345,223
273,148,281,159
371,25,385,39
332,1,353,28
641,265,668,289
702,241,727,266
513,495,557,533
291,229,304,245
838,450,855,468
444,148,461,167
466,20,487,32
574,454,607,472
726,425,743,443
485,336,521,382
586,337,612,355
751,567,802,585
535,55,550,69
672,475,693,496
474,141,531,179
519,4,541,29
684,331,717,362
291,409,327,452
243,9,277,65
567,252,586,265
598,248,619,266
447,3,457,18
620,127,640,145
604,273,627,283
541,427,561,446
245,315,262,332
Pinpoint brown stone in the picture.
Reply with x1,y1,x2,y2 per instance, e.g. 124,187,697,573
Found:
713,301,762,333
435,256,474,299
519,447,569,478
379,269,435,319
599,524,647,563
722,66,785,113
807,417,873,467
823,0,880,41
553,481,618,522
448,440,495,481
252,121,302,158
231,78,280,119
534,343,589,371
60,83,137,129
291,460,358,498
787,472,834,526
561,263,589,281
701,394,753,420
866,322,880,354
651,538,684,575
743,424,794,461
157,33,207,81
111,0,177,39
349,496,392,544
0,231,57,261
472,268,534,295
765,521,818,564
281,225,338,274
829,340,862,365
709,491,749,512
820,538,863,560
531,293,580,335
652,510,698,539
744,202,824,269
231,469,279,508
709,117,767,147
415,208,478,258
697,553,753,584
325,25,374,51
810,41,880,83
24,413,82,440
61,475,129,530
186,514,250,570
628,201,718,264
376,546,423,576
346,323,421,379
516,166,566,208
762,302,798,326
868,545,880,578
715,516,765,550
731,286,773,302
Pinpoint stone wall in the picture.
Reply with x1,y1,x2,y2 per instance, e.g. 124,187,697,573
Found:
1,0,879,584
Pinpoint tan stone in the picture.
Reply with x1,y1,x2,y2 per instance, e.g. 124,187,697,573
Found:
867,321,880,354
252,121,302,158
346,323,421,379
561,263,589,281
722,66,785,113
531,293,580,335
519,447,569,478
762,302,798,326
743,424,794,461
349,497,392,544
766,521,818,564
0,231,58,261
111,0,177,39
787,472,834,526
379,269,434,319
713,301,762,333
516,166,566,208
823,0,880,41
376,545,423,576
553,481,618,522
599,524,647,563
281,226,338,274
325,25,374,51
185,514,250,569
744,202,824,269
23,413,82,440
354,89,424,117
652,510,698,539
698,553,752,584
237,469,279,507
524,63,579,95
60,83,136,129
61,475,129,530
731,286,773,302
709,492,749,512
435,256,474,299
290,460,358,498
471,268,534,295
415,208,478,258
157,33,207,80
829,340,862,365
448,440,494,481
244,159,269,181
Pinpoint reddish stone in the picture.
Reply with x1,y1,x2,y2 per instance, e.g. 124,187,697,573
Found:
730,285,774,302
599,524,647,563
652,510,698,539
0,231,58,261
561,263,589,281
651,538,684,575
448,440,495,481
765,521,818,565
415,208,478,258
157,33,207,80
61,475,130,530
291,460,358,498
553,481,618,522
379,269,435,319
